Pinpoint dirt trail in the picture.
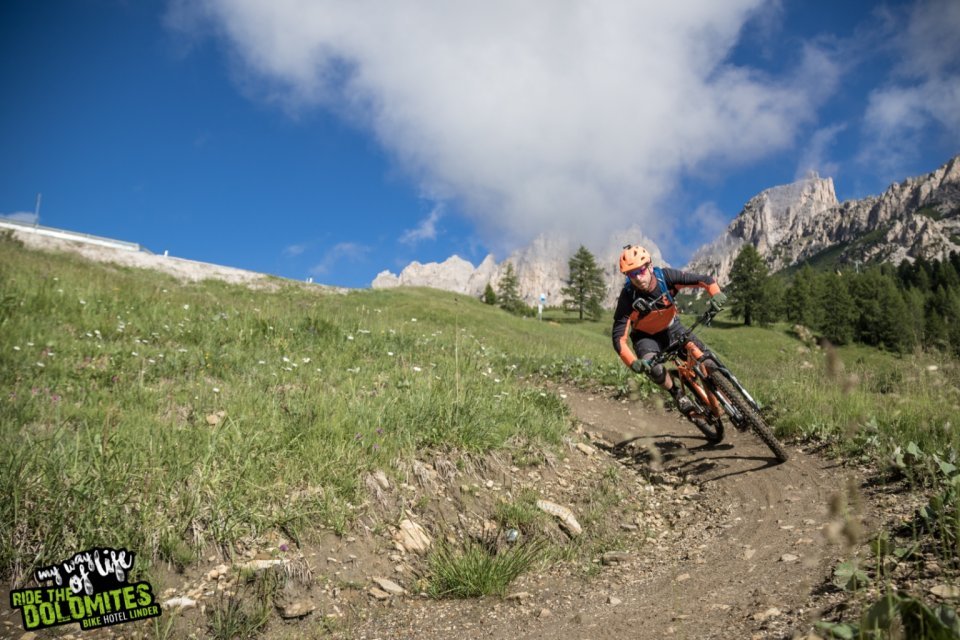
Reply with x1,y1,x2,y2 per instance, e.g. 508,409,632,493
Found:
341,386,864,640
552,387,852,639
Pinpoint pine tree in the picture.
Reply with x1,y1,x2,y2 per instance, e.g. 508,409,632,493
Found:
902,286,926,347
816,272,858,345
561,245,607,320
785,265,817,327
850,269,909,351
497,263,526,315
727,244,768,326
482,283,497,305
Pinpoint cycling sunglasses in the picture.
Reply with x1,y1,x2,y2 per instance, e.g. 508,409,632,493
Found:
626,264,651,278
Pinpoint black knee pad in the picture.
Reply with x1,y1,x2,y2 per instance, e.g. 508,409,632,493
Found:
649,363,667,385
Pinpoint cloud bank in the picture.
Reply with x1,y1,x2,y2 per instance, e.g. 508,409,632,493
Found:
169,0,846,253
862,0,960,171
310,241,369,275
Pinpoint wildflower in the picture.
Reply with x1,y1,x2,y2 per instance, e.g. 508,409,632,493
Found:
212,388,220,393
347,335,354,341
412,366,422,372
79,299,86,305
51,394,61,403
282,356,291,363
13,346,20,351
131,352,139,356
387,352,394,356
279,544,289,552
302,357,311,364
36,362,45,368
258,360,266,365
148,359,156,364
410,318,417,322
183,304,190,310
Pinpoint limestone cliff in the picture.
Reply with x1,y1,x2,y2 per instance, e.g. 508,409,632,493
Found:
372,227,664,307
686,155,960,284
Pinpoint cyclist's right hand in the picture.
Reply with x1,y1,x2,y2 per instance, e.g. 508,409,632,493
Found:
630,359,651,375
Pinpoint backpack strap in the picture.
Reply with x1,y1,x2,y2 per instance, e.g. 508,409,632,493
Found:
653,267,674,305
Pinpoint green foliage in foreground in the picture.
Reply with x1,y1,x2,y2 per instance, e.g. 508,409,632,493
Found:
0,241,622,581
426,536,545,598
696,320,960,473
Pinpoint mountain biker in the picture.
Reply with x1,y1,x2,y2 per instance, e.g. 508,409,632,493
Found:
612,244,727,415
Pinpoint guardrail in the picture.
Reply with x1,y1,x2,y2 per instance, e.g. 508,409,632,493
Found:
0,218,148,253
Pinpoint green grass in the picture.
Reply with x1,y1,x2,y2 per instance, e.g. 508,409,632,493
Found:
0,241,625,582
4,237,960,597
700,320,960,466
426,535,545,598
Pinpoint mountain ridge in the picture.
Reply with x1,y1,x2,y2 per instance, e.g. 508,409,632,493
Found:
374,155,960,303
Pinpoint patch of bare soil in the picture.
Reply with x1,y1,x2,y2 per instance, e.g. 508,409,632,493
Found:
317,385,871,640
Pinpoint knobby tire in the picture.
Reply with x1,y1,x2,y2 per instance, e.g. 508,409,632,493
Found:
708,371,788,462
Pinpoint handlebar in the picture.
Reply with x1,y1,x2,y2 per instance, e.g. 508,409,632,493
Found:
646,308,719,366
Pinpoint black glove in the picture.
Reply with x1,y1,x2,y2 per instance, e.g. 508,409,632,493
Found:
630,359,650,375
709,291,728,313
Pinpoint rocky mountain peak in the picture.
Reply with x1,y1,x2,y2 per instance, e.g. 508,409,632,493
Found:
372,228,664,307
686,155,960,285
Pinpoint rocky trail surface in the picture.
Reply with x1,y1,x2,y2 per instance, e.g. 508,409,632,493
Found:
337,386,870,640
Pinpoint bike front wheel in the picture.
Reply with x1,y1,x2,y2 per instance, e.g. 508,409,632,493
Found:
708,371,788,462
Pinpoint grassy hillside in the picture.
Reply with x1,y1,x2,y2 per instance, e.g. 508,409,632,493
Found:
3,236,959,586
0,239,627,581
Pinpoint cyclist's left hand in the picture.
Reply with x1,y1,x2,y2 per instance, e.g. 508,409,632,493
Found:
630,359,651,375
709,291,727,313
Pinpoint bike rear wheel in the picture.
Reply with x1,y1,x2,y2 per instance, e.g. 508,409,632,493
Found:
681,378,724,444
708,371,788,462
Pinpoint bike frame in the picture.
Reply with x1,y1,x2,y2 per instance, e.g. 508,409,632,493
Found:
652,310,762,424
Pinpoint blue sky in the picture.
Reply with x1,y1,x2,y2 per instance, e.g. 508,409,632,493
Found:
2,1,958,288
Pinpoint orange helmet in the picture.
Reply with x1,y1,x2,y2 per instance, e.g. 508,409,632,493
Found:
619,244,651,274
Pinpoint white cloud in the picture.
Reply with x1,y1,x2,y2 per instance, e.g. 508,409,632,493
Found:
1,212,39,224
283,243,307,257
400,204,443,245
170,0,841,253
309,242,369,275
794,123,845,180
862,0,960,170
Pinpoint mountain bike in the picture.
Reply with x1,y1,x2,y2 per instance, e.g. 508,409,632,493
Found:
647,309,789,462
